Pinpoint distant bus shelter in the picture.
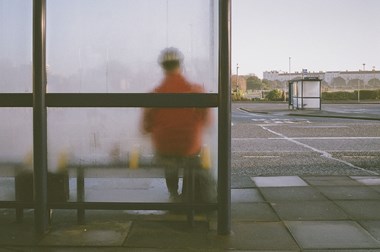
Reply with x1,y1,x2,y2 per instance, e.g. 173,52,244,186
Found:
288,77,322,110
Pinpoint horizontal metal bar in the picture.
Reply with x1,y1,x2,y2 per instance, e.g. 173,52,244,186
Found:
0,201,217,210
0,93,219,108
0,201,34,208
46,93,219,107
0,94,33,107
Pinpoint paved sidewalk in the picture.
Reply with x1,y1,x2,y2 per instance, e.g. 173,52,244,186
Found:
1,175,380,251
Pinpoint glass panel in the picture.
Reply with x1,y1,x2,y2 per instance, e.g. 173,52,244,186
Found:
46,0,218,93
302,98,320,109
297,81,302,97
47,108,217,203
0,108,33,201
303,81,320,97
0,0,32,93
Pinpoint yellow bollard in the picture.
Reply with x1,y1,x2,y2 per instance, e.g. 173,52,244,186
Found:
57,151,69,172
129,146,139,169
200,144,212,170
23,151,33,169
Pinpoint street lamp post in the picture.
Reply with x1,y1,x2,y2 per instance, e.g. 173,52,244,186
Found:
286,57,291,102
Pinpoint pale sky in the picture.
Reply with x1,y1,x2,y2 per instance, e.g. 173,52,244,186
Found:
232,0,380,78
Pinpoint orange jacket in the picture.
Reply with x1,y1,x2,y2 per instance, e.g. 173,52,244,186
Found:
143,73,210,156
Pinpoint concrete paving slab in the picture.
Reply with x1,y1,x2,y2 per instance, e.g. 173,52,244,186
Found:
84,178,162,190
85,188,169,202
259,187,327,202
124,221,211,249
231,188,265,203
0,209,39,246
84,178,170,202
351,176,380,185
372,186,380,193
271,201,349,221
39,221,132,246
210,222,300,250
302,176,361,186
252,176,308,187
316,186,380,200
0,221,38,246
359,221,380,242
335,201,380,220
286,221,380,249
123,210,208,222
231,175,256,188
232,203,279,221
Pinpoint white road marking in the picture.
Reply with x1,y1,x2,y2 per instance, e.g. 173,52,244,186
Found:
232,138,273,140
268,137,380,140
290,126,348,128
260,125,379,175
232,137,380,140
342,155,377,158
243,155,280,158
251,118,310,124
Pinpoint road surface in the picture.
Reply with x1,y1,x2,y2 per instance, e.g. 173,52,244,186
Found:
232,102,380,177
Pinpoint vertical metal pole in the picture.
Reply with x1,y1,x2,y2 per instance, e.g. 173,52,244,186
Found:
77,167,85,224
301,81,304,109
217,0,231,235
319,80,321,110
288,82,291,108
33,0,49,234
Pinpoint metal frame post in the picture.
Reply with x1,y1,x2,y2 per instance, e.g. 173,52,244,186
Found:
320,79,322,110
301,80,304,109
33,0,49,234
217,0,231,235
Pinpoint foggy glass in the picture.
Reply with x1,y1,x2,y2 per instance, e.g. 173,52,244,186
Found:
0,109,33,201
302,81,321,108
46,0,218,93
0,0,219,204
48,108,217,202
303,81,320,97
0,0,32,93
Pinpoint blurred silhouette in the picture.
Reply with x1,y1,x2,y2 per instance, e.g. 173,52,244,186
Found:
142,47,212,202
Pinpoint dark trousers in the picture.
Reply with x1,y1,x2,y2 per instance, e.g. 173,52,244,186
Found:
157,155,201,196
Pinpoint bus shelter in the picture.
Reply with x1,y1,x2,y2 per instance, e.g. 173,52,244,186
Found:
0,0,231,235
288,77,322,110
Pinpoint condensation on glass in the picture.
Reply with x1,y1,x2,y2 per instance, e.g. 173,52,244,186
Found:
0,1,33,204
0,0,32,93
47,108,218,203
45,1,219,204
46,0,218,93
0,109,33,201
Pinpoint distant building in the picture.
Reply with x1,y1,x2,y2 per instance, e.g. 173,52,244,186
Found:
263,70,380,90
